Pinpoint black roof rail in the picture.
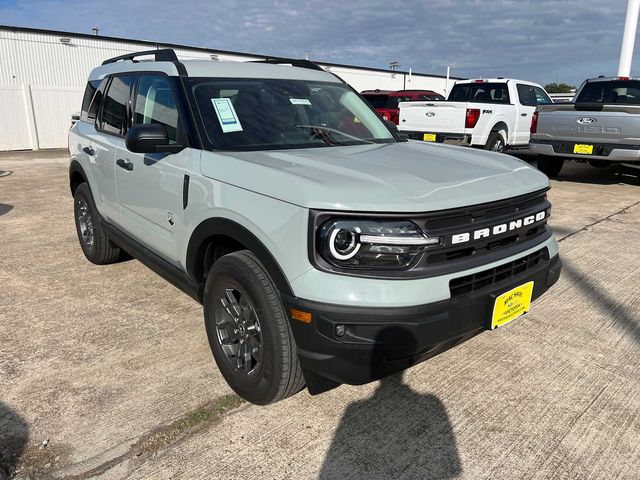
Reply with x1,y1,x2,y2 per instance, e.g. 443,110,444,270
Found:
257,57,325,72
102,48,179,65
101,48,187,76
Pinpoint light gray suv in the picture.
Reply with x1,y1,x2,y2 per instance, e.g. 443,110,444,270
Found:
69,49,562,404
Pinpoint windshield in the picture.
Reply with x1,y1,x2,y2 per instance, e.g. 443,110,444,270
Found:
575,80,640,104
188,78,396,150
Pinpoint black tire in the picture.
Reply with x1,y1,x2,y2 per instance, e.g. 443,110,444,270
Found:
536,155,564,178
73,183,121,265
203,250,305,405
484,131,506,153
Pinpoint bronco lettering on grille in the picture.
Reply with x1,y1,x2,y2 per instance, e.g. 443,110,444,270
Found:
450,211,547,245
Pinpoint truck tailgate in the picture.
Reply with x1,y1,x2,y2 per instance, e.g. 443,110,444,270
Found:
536,104,640,143
398,101,467,133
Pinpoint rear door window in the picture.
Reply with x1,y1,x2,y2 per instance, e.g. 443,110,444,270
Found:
99,75,136,135
517,84,552,106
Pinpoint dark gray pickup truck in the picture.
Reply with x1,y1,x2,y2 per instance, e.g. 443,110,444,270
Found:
530,76,640,177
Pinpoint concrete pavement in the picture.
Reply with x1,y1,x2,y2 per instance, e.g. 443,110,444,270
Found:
0,152,639,479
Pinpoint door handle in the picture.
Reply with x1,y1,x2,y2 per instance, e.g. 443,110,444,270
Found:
520,113,528,117
116,159,134,171
82,146,95,156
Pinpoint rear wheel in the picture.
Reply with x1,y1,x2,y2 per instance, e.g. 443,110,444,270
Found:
203,250,305,405
73,183,122,264
485,131,506,153
536,155,564,178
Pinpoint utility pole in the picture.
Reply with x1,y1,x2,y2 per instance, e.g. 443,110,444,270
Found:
618,0,640,76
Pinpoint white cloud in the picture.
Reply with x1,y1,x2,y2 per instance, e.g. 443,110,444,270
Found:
0,0,637,85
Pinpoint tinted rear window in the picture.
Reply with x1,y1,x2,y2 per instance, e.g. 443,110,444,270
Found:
362,94,392,109
576,80,640,104
448,83,510,104
99,75,135,135
516,84,552,106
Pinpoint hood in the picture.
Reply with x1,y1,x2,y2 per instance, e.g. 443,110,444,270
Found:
199,141,549,212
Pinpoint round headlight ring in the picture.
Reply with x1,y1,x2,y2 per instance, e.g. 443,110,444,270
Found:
328,228,361,260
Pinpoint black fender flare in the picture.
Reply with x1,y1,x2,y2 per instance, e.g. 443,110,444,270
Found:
186,217,294,297
69,159,88,196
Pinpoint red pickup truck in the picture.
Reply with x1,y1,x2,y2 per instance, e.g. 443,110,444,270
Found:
361,89,445,124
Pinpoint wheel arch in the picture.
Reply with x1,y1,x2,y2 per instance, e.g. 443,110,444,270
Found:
186,217,294,297
491,121,509,142
69,159,88,196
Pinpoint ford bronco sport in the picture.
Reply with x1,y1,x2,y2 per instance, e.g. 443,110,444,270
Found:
69,49,562,405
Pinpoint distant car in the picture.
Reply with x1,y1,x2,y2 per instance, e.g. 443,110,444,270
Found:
361,89,445,124
398,79,552,152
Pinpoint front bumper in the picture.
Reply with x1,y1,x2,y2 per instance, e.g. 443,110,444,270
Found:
283,253,561,394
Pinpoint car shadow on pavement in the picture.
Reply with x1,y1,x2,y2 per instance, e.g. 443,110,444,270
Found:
0,204,14,217
562,260,640,347
0,402,29,480
318,327,461,480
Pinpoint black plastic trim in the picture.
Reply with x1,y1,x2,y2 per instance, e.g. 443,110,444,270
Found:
283,254,561,390
182,174,190,209
101,48,188,77
186,218,293,296
68,160,88,196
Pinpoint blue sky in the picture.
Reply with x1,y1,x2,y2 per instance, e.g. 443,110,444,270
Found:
0,0,638,86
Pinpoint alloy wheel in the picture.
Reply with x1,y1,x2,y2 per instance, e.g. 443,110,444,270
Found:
215,287,263,375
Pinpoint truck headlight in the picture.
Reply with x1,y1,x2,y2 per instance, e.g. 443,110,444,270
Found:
318,219,440,269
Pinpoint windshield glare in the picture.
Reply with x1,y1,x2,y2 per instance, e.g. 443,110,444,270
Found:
188,78,395,150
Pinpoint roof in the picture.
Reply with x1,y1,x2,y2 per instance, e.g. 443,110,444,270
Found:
0,24,464,80
90,58,340,82
361,89,441,95
455,78,540,85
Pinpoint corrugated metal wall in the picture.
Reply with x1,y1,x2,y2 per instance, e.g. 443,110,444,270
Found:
0,27,452,150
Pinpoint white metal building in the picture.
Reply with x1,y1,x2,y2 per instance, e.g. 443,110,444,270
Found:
0,25,461,151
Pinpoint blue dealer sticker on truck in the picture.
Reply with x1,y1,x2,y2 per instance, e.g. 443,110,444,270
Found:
211,98,243,133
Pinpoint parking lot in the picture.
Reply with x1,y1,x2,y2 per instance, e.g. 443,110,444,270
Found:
1,150,639,479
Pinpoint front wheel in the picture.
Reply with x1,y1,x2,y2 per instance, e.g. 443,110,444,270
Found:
203,250,305,405
536,155,564,178
484,131,506,153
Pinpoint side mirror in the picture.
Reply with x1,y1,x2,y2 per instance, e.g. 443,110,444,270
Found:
125,124,184,153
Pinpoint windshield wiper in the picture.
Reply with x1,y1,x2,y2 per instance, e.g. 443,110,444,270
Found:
294,124,375,145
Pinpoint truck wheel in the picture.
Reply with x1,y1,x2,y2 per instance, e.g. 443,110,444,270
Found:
485,131,506,153
536,155,564,177
203,250,305,405
73,183,122,264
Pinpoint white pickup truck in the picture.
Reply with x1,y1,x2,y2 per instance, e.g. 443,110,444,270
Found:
398,78,552,152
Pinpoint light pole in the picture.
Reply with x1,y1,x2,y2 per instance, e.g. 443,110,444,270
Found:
618,0,640,77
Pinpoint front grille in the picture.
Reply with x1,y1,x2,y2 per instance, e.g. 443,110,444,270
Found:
449,248,548,297
421,190,550,266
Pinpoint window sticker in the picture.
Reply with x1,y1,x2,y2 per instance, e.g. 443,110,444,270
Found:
289,98,312,105
211,98,243,133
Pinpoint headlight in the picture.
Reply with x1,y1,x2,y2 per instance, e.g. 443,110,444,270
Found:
318,219,440,269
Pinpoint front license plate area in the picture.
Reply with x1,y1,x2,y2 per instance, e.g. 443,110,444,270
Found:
491,281,534,329
573,144,593,154
423,133,437,142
